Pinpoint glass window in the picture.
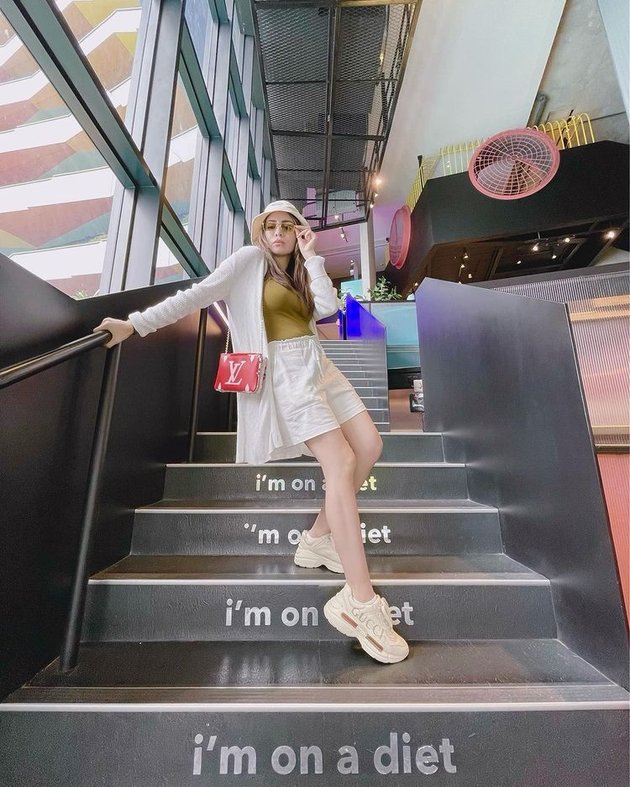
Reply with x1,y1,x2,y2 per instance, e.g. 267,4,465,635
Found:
224,0,235,20
232,18,244,77
154,236,191,284
225,86,240,170
245,170,255,227
0,12,115,299
164,74,201,231
184,0,210,66
53,0,143,125
217,189,234,263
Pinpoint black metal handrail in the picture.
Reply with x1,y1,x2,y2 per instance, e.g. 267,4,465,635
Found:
1,329,120,672
2,316,212,670
0,331,111,389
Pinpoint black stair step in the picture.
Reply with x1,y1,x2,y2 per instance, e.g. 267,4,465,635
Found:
331,363,384,369
195,432,441,462
94,553,536,581
131,503,502,555
1,700,626,786
143,498,494,510
163,462,467,501
340,367,385,385
8,682,625,707
11,640,620,699
84,555,555,641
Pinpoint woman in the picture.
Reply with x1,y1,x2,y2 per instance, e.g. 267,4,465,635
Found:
94,200,409,664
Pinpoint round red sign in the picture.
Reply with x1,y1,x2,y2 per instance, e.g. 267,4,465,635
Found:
389,205,411,269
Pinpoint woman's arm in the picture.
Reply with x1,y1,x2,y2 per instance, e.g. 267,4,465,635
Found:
93,252,239,347
304,256,341,321
127,252,238,337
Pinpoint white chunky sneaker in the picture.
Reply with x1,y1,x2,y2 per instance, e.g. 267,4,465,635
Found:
294,530,343,573
323,583,410,664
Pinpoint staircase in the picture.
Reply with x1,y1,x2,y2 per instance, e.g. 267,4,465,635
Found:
320,339,390,431
1,431,628,785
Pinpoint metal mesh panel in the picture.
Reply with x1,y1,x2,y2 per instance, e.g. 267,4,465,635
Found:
328,169,362,193
331,137,370,174
267,83,327,133
380,4,412,81
277,170,324,203
257,7,329,82
273,135,326,171
493,270,630,446
336,6,386,81
332,80,387,137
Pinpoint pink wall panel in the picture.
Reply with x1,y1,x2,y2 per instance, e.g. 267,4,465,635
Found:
598,453,630,617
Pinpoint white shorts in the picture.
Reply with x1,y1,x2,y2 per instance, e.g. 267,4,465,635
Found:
268,334,368,451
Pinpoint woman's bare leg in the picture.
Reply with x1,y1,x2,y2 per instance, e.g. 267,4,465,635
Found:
308,411,383,538
304,427,375,602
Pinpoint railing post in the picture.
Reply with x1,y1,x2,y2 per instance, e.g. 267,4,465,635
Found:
188,308,208,463
59,344,121,672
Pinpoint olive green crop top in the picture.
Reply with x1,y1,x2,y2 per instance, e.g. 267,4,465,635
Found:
262,277,314,342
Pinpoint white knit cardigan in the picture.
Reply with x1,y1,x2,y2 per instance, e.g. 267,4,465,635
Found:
128,245,342,464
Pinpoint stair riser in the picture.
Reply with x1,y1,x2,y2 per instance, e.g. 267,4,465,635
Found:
131,510,502,556
194,434,443,463
338,371,382,379
356,397,390,408
84,583,555,641
0,710,626,787
364,409,389,421
330,363,384,369
163,465,468,501
353,387,390,396
328,360,384,366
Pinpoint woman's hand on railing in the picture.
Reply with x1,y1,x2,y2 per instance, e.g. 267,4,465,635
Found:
93,318,135,348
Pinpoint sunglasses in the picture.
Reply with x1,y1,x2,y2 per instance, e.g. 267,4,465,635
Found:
263,220,297,235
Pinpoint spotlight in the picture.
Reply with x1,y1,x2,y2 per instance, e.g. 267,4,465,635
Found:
564,237,571,243
374,193,378,198
605,229,617,240
369,201,374,208
334,214,340,221
374,176,382,187
532,232,541,252
467,273,472,280
516,260,522,265
460,263,466,270
552,253,557,260
462,251,469,260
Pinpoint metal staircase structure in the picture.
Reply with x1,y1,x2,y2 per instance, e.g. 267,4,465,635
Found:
320,339,391,431
1,425,628,784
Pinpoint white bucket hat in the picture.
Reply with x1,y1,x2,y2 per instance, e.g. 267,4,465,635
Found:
251,200,310,243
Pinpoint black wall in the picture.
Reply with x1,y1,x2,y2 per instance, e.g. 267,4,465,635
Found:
417,278,628,688
0,257,228,700
388,141,629,294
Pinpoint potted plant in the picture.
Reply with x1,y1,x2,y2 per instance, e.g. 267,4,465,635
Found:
367,276,402,302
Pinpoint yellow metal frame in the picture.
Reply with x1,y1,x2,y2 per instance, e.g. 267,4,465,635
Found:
532,113,595,150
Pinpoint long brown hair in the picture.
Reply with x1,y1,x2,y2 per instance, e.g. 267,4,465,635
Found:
255,220,315,316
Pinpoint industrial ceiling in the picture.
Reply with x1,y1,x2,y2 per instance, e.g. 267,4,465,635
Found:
251,0,420,230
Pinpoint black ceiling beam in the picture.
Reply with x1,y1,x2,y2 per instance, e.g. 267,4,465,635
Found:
320,7,340,228
272,130,386,141
255,0,415,7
